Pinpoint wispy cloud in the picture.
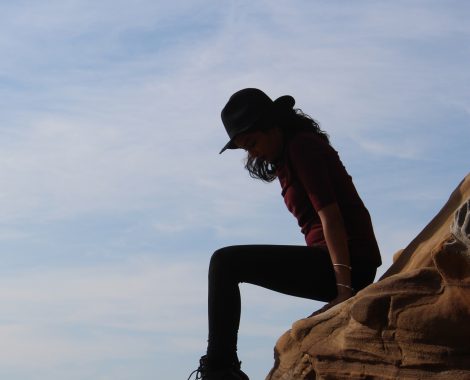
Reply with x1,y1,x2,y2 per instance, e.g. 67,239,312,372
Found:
0,1,469,379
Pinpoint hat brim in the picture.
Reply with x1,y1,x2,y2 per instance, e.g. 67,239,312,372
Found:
218,124,252,154
219,95,295,154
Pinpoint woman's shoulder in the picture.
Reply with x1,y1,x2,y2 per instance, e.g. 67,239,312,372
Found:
285,130,331,155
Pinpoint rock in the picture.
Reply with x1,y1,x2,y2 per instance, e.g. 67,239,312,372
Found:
267,173,470,380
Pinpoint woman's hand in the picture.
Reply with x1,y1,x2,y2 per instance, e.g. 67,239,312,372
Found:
327,288,354,308
308,288,354,317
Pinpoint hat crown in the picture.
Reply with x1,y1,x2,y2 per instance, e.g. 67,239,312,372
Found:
219,88,295,154
221,88,273,139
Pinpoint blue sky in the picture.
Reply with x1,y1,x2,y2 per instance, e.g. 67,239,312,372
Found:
0,1,469,379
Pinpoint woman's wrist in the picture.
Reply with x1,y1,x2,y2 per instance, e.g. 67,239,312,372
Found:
333,263,352,270
336,283,354,290
334,266,351,288
333,263,354,294
336,283,354,296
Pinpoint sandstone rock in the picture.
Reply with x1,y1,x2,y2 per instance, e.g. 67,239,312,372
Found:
267,173,470,380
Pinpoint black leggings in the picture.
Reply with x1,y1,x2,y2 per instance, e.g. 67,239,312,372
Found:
206,244,377,366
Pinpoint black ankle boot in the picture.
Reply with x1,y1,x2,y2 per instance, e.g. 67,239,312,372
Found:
187,355,249,380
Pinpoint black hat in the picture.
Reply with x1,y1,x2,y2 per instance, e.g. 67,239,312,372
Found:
219,88,295,154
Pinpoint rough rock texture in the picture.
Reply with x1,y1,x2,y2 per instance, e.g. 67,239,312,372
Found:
267,173,470,380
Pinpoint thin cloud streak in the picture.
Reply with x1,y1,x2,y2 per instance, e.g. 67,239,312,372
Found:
0,1,468,379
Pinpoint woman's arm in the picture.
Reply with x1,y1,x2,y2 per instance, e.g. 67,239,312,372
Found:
318,202,353,302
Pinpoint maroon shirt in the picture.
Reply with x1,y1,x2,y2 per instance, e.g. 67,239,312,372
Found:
276,131,381,266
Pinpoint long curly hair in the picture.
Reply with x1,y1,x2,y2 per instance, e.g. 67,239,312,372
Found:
244,108,329,182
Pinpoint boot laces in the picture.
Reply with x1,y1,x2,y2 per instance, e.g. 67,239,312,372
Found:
187,356,245,380
187,355,207,380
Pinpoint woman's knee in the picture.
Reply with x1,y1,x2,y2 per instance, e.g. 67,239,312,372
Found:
209,246,241,277
210,246,233,269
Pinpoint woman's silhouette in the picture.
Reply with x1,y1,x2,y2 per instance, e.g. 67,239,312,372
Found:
188,88,382,380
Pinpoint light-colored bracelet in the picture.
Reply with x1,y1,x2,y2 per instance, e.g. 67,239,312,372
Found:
336,283,354,291
333,263,352,270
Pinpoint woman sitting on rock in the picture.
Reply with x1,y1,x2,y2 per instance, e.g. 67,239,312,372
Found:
188,88,382,380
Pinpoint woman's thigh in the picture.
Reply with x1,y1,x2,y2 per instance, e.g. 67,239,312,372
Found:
210,244,337,302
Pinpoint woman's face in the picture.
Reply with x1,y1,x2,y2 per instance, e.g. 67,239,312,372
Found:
234,127,284,162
